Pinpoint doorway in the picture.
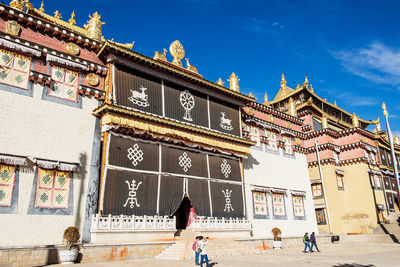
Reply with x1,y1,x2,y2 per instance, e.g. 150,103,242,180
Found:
174,196,192,229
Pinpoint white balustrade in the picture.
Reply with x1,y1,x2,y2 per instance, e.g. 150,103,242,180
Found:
91,214,176,232
189,216,252,231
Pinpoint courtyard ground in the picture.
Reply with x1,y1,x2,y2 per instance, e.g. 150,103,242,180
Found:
51,242,400,267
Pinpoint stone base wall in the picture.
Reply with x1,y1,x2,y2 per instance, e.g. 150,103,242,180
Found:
0,242,173,267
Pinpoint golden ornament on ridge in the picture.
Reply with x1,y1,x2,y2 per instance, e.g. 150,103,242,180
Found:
169,40,185,67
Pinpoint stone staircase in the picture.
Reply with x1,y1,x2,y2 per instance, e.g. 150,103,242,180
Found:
155,229,264,261
380,212,400,243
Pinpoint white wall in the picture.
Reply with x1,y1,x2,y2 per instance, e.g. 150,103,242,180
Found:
243,144,318,238
0,83,98,246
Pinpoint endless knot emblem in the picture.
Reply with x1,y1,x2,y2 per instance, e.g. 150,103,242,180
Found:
178,152,192,172
123,179,142,208
180,90,195,121
127,144,144,166
220,159,231,178
222,189,234,212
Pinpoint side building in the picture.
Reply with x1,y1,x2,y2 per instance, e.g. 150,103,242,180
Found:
242,99,318,238
269,74,386,235
0,2,106,245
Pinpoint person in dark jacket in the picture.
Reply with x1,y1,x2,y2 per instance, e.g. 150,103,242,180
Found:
310,232,320,252
303,232,312,253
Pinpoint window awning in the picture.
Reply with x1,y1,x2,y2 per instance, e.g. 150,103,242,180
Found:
46,54,89,71
281,130,296,137
311,179,322,185
251,186,270,193
270,188,287,195
335,169,344,176
31,158,80,171
0,154,27,166
376,204,385,210
0,37,42,57
314,204,326,209
368,169,381,175
291,190,306,197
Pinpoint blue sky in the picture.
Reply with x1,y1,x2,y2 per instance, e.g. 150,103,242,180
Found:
34,0,400,134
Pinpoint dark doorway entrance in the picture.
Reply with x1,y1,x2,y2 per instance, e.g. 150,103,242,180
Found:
174,197,192,229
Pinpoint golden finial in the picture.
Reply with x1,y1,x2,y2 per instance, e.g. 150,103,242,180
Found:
288,97,296,116
9,0,24,10
394,134,400,145
24,0,33,10
216,78,225,87
84,12,105,41
249,92,255,98
169,40,185,67
263,92,268,105
281,73,287,88
310,84,314,92
54,10,62,19
352,112,359,128
69,11,76,25
295,84,301,90
322,115,328,129
375,118,381,131
334,100,337,106
228,72,240,92
382,102,388,117
39,1,44,12
303,75,309,88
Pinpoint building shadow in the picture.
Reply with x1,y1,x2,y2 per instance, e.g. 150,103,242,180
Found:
243,153,260,170
333,264,375,267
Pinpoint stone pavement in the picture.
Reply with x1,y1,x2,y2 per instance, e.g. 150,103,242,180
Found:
50,243,400,267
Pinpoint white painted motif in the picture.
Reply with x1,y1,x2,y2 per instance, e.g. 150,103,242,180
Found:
220,159,231,178
179,90,195,121
128,85,150,107
127,144,144,166
222,189,234,212
179,152,192,172
123,179,142,208
219,112,233,131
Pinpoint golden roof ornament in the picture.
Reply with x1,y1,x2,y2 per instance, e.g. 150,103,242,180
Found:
153,48,167,61
54,10,62,19
263,92,268,105
352,113,359,128
24,0,33,11
69,11,76,25
216,78,225,87
39,1,44,12
334,100,337,106
280,73,287,88
9,0,24,10
288,97,296,116
394,134,400,145
228,72,240,92
303,75,309,88
382,102,388,117
185,58,198,73
295,84,301,90
249,92,255,98
84,12,105,41
322,115,328,129
310,84,314,92
169,40,185,67
375,118,381,131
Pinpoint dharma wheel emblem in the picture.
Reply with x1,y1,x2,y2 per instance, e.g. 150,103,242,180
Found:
180,90,195,122
169,40,185,67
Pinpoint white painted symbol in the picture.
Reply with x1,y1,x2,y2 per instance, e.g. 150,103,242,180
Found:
222,189,234,212
220,159,231,178
180,90,195,121
123,179,142,208
179,152,192,172
128,85,150,107
219,112,233,131
127,144,144,166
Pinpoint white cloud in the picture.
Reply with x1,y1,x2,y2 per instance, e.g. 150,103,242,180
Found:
331,42,400,87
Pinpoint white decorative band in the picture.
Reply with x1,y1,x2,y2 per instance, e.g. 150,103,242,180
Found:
0,37,42,57
0,154,27,166
46,54,89,71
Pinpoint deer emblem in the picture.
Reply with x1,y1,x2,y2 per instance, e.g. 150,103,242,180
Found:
128,85,150,107
153,48,168,61
220,112,233,131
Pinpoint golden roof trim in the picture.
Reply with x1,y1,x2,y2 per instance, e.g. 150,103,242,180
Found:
98,41,255,102
93,104,255,147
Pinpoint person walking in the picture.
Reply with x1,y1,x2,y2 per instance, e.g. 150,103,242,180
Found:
192,236,201,265
199,236,209,267
310,232,320,252
303,232,312,253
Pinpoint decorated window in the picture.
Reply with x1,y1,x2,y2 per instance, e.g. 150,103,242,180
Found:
292,195,305,218
248,126,261,147
0,164,17,207
333,152,339,164
282,136,292,154
0,49,31,89
252,191,268,217
375,175,382,189
34,168,71,209
272,193,286,217
336,174,344,190
312,183,323,197
48,66,79,102
315,209,326,224
265,130,277,151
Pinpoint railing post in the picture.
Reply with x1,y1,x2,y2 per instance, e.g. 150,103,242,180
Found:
222,217,225,229
154,215,158,229
229,217,233,229
173,216,176,230
107,214,112,230
132,215,135,230
120,214,124,229
95,214,99,230
144,215,147,230
164,216,168,230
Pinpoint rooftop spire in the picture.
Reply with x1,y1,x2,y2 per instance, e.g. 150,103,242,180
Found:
228,72,240,92
263,92,268,105
9,0,24,11
216,78,225,87
303,75,309,88
39,1,44,12
280,73,287,88
53,10,62,19
394,134,400,145
84,12,105,41
69,11,76,25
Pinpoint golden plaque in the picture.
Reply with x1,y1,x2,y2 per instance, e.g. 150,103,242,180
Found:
66,42,80,55
169,40,185,66
86,73,99,86
6,20,20,36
